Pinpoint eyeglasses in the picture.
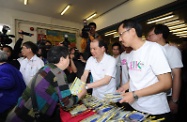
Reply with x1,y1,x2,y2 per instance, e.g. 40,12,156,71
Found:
119,28,131,37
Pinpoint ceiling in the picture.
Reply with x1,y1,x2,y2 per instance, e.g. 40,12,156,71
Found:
0,0,129,23
100,0,187,45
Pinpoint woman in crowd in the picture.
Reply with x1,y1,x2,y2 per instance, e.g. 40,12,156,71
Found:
6,46,86,122
0,50,26,122
1,45,20,69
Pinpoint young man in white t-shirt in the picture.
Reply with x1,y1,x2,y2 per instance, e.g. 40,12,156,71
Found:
81,39,116,100
117,19,172,121
120,46,132,86
112,42,122,88
147,24,183,115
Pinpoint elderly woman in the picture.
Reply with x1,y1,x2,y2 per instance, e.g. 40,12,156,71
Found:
0,50,26,122
6,46,86,122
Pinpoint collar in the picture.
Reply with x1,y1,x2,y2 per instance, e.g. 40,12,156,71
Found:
94,53,107,64
24,54,38,61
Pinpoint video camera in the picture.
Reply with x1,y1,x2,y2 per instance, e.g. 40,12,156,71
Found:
81,20,90,38
0,25,15,46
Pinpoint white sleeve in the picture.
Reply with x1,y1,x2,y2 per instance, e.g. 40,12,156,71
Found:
105,57,116,77
84,57,92,71
168,47,183,69
150,44,171,75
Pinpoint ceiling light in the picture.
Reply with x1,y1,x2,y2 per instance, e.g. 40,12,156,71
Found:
156,16,179,24
105,31,117,36
176,35,187,37
173,31,187,35
147,15,174,24
164,20,184,26
148,12,173,21
170,27,187,32
61,5,70,15
86,13,97,21
24,0,27,5
174,33,187,36
168,24,187,29
105,30,116,35
174,32,187,36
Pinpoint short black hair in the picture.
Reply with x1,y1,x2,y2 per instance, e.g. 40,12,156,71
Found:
119,19,142,37
98,39,107,49
45,40,52,45
2,45,13,54
112,42,121,49
23,41,38,54
98,39,108,52
89,22,97,28
47,46,69,64
153,24,170,40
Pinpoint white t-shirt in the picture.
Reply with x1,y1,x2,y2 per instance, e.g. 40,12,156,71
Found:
19,55,44,85
85,53,116,100
120,51,130,85
127,41,171,115
164,44,183,69
164,44,183,96
114,55,121,88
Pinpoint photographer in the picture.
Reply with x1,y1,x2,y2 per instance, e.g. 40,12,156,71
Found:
81,22,102,60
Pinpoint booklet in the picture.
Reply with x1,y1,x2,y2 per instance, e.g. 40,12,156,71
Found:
70,77,85,95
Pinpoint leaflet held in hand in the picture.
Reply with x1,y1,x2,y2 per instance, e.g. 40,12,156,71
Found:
70,77,85,95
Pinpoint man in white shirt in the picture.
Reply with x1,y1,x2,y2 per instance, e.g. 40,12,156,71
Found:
147,24,183,119
112,42,122,88
19,41,44,85
117,19,172,120
120,46,132,86
81,39,116,100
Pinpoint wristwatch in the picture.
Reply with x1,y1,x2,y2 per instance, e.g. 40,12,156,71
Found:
132,91,139,101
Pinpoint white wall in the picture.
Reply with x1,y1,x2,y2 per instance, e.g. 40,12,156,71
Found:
0,7,82,49
94,0,176,30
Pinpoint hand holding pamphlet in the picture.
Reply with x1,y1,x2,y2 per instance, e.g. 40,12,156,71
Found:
70,77,85,95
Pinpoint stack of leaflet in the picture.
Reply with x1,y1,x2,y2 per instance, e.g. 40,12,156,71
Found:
69,104,88,116
104,92,123,103
80,95,151,122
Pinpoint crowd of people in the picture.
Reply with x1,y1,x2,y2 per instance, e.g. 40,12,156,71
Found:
0,20,186,122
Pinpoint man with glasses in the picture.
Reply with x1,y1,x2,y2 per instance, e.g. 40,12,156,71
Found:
117,19,172,121
147,24,183,121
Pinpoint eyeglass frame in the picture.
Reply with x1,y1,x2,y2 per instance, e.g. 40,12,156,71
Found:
119,28,131,37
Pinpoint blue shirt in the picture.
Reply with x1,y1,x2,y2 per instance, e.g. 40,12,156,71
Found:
0,63,26,113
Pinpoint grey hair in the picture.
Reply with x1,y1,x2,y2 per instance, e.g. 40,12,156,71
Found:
0,50,8,63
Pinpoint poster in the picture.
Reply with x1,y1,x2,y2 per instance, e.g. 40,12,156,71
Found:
37,28,76,47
